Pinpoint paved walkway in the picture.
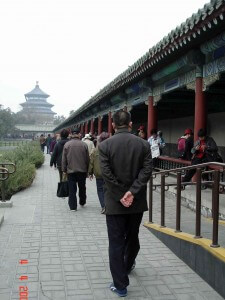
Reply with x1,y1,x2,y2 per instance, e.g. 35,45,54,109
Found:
0,155,223,300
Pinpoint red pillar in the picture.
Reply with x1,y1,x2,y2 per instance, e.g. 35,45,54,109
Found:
85,121,88,134
108,111,112,136
147,96,157,138
194,77,206,141
90,119,94,135
98,116,102,135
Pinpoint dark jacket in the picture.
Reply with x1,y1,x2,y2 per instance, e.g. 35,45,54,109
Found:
50,139,68,167
62,137,89,174
99,128,152,215
50,139,57,153
191,136,220,161
182,136,194,161
46,136,52,147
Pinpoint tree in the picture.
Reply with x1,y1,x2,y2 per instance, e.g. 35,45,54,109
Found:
0,107,16,137
53,115,66,125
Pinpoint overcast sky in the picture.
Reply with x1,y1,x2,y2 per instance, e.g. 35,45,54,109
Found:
0,0,208,118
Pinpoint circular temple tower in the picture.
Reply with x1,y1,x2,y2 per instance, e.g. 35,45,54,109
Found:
20,82,56,125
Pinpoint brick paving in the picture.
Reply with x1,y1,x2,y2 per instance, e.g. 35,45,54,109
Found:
0,155,223,300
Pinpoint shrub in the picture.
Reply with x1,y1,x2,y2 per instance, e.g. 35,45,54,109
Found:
0,142,44,200
1,142,44,168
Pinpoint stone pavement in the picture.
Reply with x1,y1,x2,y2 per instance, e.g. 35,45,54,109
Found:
0,155,223,300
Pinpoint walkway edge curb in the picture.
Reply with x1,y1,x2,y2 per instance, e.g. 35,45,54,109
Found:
144,222,225,263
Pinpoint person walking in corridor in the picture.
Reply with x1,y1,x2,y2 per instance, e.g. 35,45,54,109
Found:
83,133,95,156
39,134,46,152
62,128,89,211
88,132,110,214
99,110,152,297
46,134,52,154
50,129,69,182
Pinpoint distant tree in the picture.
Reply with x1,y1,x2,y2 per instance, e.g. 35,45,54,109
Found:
53,115,66,125
0,107,16,137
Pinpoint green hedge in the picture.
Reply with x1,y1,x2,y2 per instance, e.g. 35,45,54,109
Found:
0,142,44,200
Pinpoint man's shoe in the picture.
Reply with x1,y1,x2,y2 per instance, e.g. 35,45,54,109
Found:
127,261,136,274
101,207,106,214
109,283,127,297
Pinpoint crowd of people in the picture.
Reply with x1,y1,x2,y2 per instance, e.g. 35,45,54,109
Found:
37,113,223,298
39,122,223,207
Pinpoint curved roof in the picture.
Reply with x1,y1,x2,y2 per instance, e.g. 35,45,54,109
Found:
20,101,54,108
54,0,225,131
25,82,49,98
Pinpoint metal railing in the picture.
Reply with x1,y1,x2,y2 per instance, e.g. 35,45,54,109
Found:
156,155,225,172
149,162,225,248
156,156,190,170
0,163,16,201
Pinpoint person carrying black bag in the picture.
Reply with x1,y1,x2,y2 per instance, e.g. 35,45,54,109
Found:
61,128,89,211
57,173,69,198
50,129,69,182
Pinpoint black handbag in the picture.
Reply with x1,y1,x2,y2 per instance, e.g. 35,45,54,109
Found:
57,174,69,197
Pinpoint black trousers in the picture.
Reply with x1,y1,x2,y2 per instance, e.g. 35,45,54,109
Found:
106,213,143,290
182,156,208,182
67,172,87,210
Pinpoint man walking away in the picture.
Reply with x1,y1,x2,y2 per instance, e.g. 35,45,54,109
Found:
62,128,89,211
46,134,52,154
99,110,152,297
39,134,46,153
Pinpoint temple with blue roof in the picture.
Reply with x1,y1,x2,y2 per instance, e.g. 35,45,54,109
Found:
20,81,56,125
16,82,55,137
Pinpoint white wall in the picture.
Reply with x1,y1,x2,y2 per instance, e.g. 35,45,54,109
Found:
158,116,194,144
158,112,225,146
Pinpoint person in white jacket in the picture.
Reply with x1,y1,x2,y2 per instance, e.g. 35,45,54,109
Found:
83,134,95,156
